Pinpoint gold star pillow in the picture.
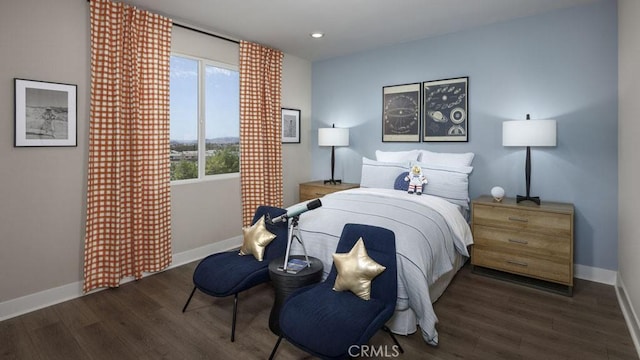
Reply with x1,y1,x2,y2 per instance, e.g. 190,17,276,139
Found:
239,215,277,261
332,237,386,300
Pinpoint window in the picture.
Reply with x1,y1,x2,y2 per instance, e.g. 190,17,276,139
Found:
170,54,240,181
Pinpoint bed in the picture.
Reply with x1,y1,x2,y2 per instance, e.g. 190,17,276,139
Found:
288,152,474,345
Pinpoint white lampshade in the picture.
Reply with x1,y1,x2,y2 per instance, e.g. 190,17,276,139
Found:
318,127,349,147
503,119,557,147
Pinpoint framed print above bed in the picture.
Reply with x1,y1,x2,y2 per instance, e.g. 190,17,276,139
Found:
382,83,420,142
422,77,468,142
282,108,301,143
14,78,77,147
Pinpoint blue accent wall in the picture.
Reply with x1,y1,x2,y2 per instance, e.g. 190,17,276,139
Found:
311,0,618,270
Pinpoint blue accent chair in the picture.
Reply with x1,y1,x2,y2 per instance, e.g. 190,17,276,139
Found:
182,205,288,342
269,223,404,359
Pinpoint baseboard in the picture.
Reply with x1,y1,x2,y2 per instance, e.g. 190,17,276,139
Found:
0,236,242,322
574,263,617,285
616,275,640,359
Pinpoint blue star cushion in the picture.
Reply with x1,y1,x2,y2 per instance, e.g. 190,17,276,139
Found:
394,172,409,191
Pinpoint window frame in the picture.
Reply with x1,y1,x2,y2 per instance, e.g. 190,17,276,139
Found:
170,52,240,184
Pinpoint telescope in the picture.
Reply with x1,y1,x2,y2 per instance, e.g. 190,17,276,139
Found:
270,199,322,272
269,199,322,224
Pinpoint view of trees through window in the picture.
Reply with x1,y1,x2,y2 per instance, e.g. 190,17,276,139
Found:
170,55,240,181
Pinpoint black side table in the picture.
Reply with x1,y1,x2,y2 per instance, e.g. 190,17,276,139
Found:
268,255,323,335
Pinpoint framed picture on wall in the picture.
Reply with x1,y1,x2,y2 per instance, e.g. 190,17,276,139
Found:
422,76,468,142
382,83,421,142
282,108,301,143
14,78,77,147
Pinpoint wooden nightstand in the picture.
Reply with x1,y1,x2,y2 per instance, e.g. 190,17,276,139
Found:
471,195,574,295
298,180,359,202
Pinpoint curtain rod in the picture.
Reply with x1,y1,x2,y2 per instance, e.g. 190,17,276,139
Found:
172,23,239,45
86,0,240,45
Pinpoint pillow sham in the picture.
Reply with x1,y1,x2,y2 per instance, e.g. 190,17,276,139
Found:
410,161,473,209
417,150,475,167
360,157,408,189
375,149,421,163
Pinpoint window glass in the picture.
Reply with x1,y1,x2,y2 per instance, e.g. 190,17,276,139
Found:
205,65,240,175
170,56,199,181
170,55,239,181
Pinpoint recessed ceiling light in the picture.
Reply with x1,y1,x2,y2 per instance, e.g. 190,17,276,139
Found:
310,32,324,39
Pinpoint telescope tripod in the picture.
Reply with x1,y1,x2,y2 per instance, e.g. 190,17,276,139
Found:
279,215,311,272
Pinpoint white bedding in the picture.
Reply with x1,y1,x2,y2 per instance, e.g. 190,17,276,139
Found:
289,188,473,345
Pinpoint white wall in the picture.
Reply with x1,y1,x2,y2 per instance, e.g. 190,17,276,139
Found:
282,54,313,206
0,0,311,317
0,0,90,303
618,0,640,348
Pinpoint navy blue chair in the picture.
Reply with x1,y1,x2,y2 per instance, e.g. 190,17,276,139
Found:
269,223,404,359
182,205,288,342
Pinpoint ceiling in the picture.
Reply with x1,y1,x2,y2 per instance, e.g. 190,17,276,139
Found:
125,0,598,61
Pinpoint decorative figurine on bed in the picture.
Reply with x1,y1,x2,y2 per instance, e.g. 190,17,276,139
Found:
404,165,428,195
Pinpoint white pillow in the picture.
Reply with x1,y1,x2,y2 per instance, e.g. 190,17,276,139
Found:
417,150,475,167
361,157,409,189
411,161,473,209
375,150,421,163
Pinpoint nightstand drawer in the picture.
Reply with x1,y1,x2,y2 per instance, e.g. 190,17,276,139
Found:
473,204,571,236
473,225,570,261
473,248,572,285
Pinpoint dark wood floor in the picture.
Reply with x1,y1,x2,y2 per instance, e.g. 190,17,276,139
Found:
1,261,637,360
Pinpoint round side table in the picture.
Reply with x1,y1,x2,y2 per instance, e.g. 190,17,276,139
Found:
268,255,323,335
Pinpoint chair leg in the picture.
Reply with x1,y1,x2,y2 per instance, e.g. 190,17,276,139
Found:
269,335,283,360
231,293,239,342
182,287,197,313
383,326,404,354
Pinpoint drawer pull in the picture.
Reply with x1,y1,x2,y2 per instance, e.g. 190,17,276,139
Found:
315,192,325,196
508,238,529,245
508,216,529,223
506,260,528,267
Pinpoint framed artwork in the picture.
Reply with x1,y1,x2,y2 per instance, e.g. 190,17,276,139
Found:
15,78,77,147
282,108,301,143
382,83,420,142
422,76,468,142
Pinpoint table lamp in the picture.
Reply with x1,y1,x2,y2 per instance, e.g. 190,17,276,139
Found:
503,114,556,205
318,124,349,185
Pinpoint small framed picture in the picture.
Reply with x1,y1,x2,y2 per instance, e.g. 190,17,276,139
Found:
282,108,301,144
15,78,77,147
382,83,421,142
422,77,468,142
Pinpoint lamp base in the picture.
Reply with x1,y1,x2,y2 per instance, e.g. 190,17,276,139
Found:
323,179,342,185
516,195,541,205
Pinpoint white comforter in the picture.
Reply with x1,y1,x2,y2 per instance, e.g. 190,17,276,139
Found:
289,188,473,345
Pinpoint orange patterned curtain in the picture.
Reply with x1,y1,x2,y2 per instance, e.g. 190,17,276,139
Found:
239,41,284,226
84,0,173,293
